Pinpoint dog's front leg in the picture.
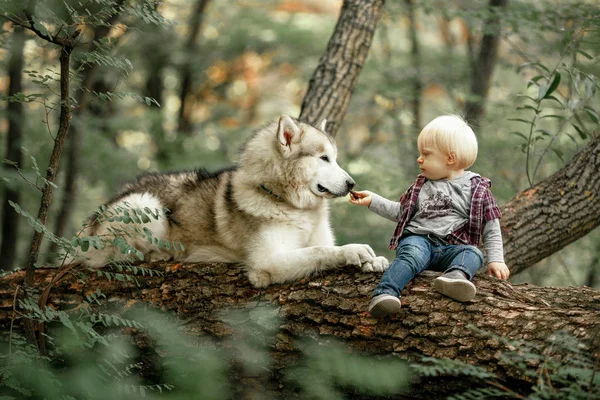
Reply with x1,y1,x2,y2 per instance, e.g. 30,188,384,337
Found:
246,243,388,288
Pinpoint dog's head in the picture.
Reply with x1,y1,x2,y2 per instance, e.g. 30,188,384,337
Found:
276,115,355,200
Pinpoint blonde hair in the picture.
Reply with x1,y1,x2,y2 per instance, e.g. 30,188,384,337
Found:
417,115,478,169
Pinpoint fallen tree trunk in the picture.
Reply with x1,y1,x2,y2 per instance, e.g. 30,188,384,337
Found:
1,263,599,397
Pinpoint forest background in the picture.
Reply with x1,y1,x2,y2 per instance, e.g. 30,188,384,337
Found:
1,0,599,287
1,0,600,399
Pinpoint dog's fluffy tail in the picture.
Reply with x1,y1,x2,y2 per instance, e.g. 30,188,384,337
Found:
69,192,169,267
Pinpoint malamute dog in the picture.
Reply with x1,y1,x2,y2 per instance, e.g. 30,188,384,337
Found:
72,115,389,287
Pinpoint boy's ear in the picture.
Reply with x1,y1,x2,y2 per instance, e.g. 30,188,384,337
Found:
447,152,457,165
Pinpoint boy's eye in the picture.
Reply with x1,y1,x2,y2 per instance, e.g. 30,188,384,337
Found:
320,155,330,162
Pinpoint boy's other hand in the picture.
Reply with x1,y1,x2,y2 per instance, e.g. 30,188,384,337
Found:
349,190,373,207
488,262,510,280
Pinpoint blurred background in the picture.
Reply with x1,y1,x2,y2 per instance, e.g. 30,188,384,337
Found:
1,0,599,287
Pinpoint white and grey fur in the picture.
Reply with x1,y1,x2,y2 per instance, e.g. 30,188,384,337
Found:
72,115,389,287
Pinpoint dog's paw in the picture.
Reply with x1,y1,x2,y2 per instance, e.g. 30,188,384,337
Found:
372,256,389,272
247,270,272,288
340,243,376,269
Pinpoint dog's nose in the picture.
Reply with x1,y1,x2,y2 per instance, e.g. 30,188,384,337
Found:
346,180,355,191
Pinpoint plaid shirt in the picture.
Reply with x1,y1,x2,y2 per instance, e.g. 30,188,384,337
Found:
388,174,502,250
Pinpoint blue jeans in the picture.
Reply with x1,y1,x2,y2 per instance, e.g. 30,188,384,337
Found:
373,234,484,298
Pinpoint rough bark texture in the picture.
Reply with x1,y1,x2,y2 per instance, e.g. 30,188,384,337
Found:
0,26,25,272
501,135,600,275
463,0,508,127
299,0,385,137
1,263,599,396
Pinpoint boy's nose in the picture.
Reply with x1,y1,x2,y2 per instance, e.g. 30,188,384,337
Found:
417,157,423,164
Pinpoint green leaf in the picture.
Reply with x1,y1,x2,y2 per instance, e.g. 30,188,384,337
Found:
540,114,565,120
583,107,599,124
518,61,550,73
516,105,538,112
551,147,564,161
538,73,561,100
545,95,563,107
571,123,588,140
527,75,545,88
516,94,538,103
509,131,528,141
576,49,593,60
535,129,553,137
508,118,534,125
564,132,578,146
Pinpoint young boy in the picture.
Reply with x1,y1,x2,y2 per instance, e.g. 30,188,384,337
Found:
349,115,510,319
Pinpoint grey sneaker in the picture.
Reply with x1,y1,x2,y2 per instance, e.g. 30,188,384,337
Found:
433,269,476,302
368,294,401,319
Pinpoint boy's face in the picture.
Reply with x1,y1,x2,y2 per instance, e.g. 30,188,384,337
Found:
417,147,453,180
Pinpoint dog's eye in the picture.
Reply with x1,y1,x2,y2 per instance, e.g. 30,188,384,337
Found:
320,155,330,162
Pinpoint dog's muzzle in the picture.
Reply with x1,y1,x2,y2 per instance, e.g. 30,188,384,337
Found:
317,180,355,197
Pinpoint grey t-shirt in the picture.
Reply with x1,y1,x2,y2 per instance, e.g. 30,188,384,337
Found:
368,172,505,263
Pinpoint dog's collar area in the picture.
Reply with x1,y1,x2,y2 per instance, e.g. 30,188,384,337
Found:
259,184,284,201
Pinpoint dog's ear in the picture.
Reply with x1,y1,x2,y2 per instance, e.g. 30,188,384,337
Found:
319,119,327,132
277,115,303,156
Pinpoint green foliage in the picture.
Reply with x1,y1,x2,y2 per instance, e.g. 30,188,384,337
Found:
0,304,411,400
511,9,600,185
288,339,411,399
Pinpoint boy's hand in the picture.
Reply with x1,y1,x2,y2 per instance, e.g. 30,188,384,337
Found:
487,262,510,280
349,190,373,207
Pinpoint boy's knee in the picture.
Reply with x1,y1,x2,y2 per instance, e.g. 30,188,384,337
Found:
465,245,484,263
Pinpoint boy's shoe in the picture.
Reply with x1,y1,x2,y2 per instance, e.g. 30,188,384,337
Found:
368,294,401,319
433,270,476,302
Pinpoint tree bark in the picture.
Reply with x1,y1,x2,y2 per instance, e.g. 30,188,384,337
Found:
177,0,211,134
463,0,508,127
0,26,25,272
405,0,422,132
1,263,598,396
501,135,600,276
299,0,385,137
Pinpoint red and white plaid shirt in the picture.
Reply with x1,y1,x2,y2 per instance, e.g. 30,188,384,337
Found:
388,174,502,250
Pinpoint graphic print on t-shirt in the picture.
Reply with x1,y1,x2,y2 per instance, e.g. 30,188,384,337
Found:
419,191,453,219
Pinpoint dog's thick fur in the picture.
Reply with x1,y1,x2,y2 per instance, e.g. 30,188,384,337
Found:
73,115,389,287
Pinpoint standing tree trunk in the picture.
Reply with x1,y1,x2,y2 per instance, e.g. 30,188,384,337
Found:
299,0,385,137
501,135,600,275
463,0,508,127
177,0,211,134
405,0,422,131
0,26,25,272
